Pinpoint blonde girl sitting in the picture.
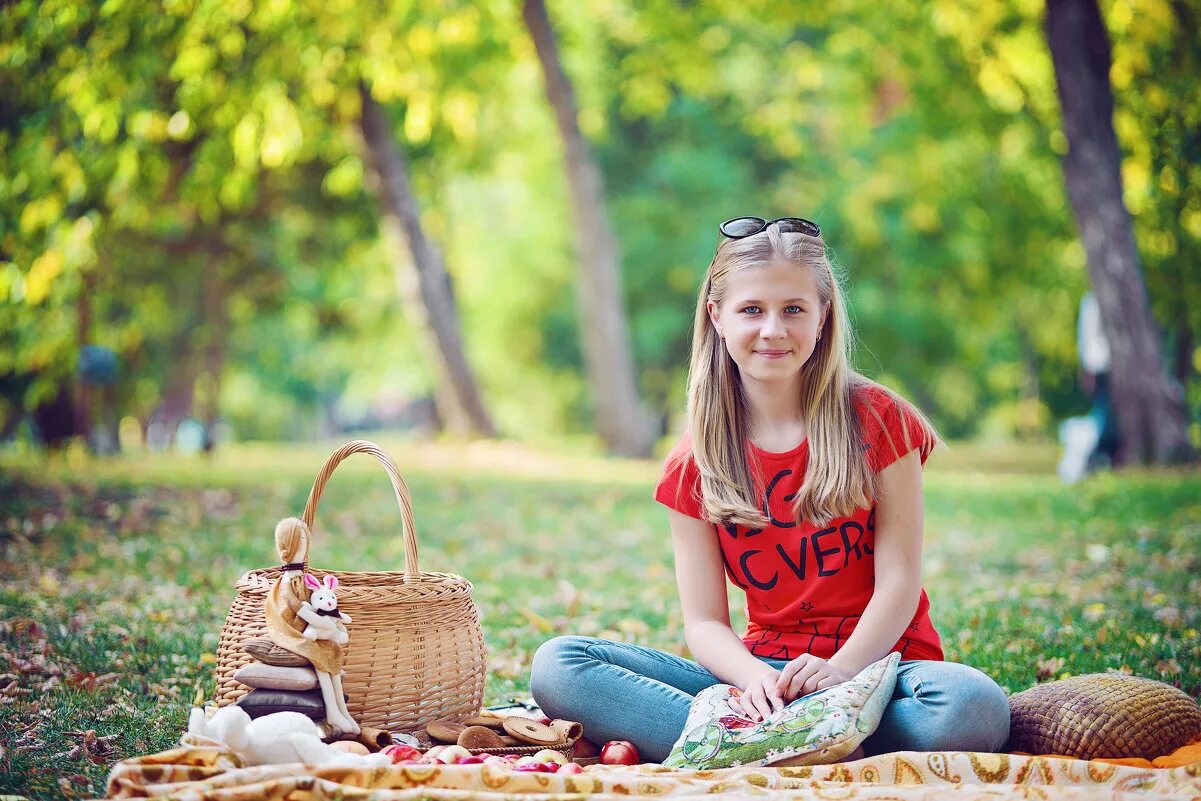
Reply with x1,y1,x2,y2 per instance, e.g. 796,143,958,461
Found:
531,216,1009,762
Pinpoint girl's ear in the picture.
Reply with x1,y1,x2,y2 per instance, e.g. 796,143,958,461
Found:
323,574,338,590
303,573,321,590
706,300,721,336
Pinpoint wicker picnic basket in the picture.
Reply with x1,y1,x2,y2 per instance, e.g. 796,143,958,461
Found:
1008,672,1201,760
213,440,488,734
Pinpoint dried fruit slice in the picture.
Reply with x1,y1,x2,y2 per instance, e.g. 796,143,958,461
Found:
502,717,560,746
457,725,506,749
426,720,468,744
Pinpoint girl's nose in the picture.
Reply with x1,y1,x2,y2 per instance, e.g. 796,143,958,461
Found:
761,314,787,338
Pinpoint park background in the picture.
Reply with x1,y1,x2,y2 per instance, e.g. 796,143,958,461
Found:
1,0,1199,798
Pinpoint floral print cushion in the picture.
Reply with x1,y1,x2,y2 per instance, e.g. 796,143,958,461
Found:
663,652,900,769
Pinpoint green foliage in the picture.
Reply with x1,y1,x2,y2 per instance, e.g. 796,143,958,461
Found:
0,0,1197,443
1,442,1198,798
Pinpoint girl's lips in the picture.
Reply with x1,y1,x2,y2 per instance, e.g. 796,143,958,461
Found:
755,350,791,358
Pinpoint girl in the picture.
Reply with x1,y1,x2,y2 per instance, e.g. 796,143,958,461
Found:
531,217,1010,762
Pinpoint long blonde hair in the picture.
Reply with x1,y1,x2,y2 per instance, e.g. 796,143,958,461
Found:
676,225,936,528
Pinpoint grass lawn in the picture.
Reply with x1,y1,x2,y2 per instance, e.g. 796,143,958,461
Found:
1,437,1198,799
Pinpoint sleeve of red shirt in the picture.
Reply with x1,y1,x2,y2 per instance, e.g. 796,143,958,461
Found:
652,434,707,520
861,385,937,473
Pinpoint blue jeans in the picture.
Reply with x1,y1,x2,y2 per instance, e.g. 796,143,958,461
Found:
530,636,1011,763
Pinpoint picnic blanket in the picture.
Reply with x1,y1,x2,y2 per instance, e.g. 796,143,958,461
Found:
103,735,1201,800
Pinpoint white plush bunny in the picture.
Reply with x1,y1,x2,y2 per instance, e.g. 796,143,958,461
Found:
188,706,390,768
300,573,350,645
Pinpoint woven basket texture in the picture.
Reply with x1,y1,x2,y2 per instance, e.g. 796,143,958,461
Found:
1008,672,1201,760
214,441,488,735
415,736,578,761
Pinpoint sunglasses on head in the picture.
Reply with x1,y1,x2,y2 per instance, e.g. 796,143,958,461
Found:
719,216,821,239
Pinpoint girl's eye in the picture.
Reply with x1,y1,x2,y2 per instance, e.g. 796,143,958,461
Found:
741,305,760,314
785,306,803,314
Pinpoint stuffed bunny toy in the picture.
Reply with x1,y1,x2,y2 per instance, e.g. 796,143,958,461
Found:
300,573,351,645
188,706,390,768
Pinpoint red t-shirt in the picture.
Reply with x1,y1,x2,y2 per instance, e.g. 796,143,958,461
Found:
654,383,944,663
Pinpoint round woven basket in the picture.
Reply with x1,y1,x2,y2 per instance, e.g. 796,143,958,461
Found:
214,440,488,734
1008,672,1201,760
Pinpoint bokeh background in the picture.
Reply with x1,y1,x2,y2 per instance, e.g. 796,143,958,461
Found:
1,0,1198,458
3,3,1201,797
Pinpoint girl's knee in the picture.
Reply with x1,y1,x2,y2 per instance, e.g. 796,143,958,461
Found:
530,636,591,707
908,663,1011,752
951,671,1011,752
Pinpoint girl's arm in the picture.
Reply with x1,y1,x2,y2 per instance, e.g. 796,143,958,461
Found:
825,448,925,675
669,508,784,714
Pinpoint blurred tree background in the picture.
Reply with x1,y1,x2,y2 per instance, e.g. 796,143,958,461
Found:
1,0,1198,457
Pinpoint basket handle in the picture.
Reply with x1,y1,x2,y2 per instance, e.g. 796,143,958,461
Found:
301,440,420,576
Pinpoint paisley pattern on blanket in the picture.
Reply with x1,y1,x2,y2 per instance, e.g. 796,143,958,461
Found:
104,734,1201,800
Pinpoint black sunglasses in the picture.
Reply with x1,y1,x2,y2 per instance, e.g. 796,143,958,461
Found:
719,216,821,239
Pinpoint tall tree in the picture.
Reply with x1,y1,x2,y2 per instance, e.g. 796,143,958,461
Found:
521,0,653,457
358,84,495,437
1044,0,1192,463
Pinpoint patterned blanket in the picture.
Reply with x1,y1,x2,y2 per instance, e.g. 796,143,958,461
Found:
103,735,1201,800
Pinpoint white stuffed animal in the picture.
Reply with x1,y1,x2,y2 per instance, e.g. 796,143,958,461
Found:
187,706,390,768
300,573,351,645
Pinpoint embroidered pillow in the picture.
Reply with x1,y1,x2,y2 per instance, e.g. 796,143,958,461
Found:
663,651,899,769
233,662,320,691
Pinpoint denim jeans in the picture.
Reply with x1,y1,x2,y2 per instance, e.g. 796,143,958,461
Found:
530,635,1011,763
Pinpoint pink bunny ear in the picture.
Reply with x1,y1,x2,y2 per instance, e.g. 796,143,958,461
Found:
323,574,338,590
303,573,321,590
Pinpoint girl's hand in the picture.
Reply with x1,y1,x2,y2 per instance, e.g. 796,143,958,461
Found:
730,668,785,722
775,654,854,701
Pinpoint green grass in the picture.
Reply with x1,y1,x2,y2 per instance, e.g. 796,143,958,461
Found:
0,438,1198,799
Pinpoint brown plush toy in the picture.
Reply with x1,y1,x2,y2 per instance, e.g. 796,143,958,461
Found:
263,517,359,735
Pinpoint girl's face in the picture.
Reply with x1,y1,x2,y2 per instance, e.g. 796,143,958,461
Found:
707,259,827,387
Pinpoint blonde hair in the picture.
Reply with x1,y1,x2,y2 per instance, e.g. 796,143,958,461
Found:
675,225,937,528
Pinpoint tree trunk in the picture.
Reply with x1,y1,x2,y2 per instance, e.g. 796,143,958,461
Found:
1014,317,1042,441
201,252,226,453
358,84,496,438
1044,0,1192,464
74,270,94,446
1173,321,1192,392
521,0,653,457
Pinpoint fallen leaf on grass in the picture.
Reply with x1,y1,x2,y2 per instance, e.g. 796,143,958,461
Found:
2,617,47,639
57,773,91,799
65,671,120,692
53,729,121,764
519,608,554,633
1036,657,1066,680
1153,607,1182,627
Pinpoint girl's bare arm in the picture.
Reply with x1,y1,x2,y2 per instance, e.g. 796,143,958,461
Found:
827,449,925,675
669,509,779,690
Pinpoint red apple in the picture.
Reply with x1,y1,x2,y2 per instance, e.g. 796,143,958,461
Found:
573,738,601,758
383,744,422,764
599,740,640,766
